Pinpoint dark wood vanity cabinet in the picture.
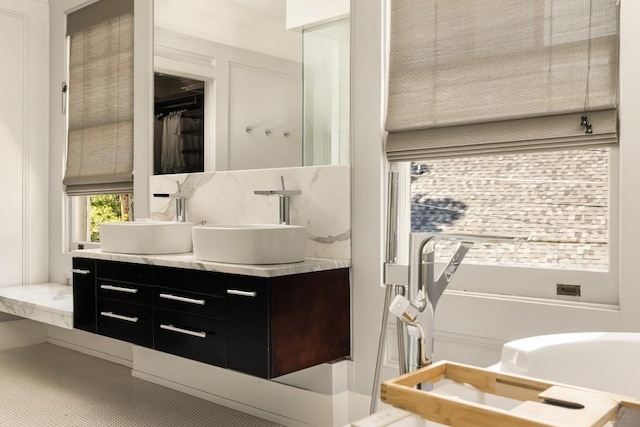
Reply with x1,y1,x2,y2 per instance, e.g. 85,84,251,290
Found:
226,268,351,378
72,258,351,379
270,268,351,377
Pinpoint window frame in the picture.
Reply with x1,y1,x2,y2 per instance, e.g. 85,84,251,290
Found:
68,194,134,250
397,144,620,306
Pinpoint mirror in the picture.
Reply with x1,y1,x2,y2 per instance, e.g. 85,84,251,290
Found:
153,0,350,172
154,73,205,174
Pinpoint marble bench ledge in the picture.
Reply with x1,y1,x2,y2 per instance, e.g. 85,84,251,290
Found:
0,283,73,329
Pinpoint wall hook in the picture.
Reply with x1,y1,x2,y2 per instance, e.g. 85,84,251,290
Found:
245,126,254,134
283,131,290,138
265,129,272,136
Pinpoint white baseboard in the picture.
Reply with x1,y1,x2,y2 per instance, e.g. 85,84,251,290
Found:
131,346,351,427
133,369,313,427
46,326,133,368
0,319,47,350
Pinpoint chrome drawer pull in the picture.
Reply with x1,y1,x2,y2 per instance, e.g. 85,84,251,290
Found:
160,324,207,339
100,311,139,323
159,293,205,305
71,269,91,275
100,284,139,294
226,289,257,297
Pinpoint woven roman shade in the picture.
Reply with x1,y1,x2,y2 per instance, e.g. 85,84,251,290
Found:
63,0,134,196
385,0,619,161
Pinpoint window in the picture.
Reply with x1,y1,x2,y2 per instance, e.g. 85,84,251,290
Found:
386,0,620,305
404,147,618,304
71,194,133,245
64,0,135,247
64,3,134,195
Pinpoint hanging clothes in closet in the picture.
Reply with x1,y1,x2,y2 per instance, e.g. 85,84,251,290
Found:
160,110,186,174
154,109,204,174
154,73,206,175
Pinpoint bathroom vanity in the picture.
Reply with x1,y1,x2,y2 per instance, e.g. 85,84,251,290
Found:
72,254,350,379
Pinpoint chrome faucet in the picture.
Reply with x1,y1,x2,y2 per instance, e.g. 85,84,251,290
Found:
153,181,187,222
405,232,529,371
411,233,528,313
370,169,530,413
254,176,301,225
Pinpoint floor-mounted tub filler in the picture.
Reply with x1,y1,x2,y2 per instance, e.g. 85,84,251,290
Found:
370,171,528,411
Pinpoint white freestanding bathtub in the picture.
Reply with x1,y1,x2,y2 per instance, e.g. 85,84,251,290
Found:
353,332,640,426
492,332,640,399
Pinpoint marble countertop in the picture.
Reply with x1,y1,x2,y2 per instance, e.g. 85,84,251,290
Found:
71,249,351,278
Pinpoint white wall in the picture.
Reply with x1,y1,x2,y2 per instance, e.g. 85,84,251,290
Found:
286,0,349,30
0,0,49,289
349,0,640,419
155,0,301,63
228,63,302,170
350,0,386,405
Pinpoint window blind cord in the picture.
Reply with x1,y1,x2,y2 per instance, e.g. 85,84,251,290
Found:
581,0,594,134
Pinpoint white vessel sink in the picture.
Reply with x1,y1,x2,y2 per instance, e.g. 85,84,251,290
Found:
100,221,194,254
192,224,307,264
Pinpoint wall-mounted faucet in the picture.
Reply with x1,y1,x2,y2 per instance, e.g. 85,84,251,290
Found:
254,176,301,225
153,181,188,222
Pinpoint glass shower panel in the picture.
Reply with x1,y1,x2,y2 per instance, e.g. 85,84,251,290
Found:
303,18,350,166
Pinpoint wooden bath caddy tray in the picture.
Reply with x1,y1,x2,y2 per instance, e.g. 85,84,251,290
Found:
381,361,640,427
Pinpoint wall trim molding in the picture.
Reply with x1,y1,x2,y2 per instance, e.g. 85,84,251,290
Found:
0,7,28,286
21,10,30,286
383,321,505,371
154,44,216,69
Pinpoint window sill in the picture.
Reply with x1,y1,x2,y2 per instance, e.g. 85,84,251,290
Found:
72,241,101,250
445,289,621,313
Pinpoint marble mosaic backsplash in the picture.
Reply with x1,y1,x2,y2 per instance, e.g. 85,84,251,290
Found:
149,165,351,260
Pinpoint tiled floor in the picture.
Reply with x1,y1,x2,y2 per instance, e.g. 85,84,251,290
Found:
0,343,284,426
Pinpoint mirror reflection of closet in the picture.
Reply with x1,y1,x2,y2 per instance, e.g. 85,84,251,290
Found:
154,73,205,175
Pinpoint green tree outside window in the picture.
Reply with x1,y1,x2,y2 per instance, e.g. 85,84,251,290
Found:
90,194,133,242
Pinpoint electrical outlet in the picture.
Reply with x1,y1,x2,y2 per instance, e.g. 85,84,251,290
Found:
557,283,581,297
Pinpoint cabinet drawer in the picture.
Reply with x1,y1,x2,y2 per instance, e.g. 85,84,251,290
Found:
152,266,225,295
154,308,226,367
97,298,152,347
154,287,225,320
97,280,152,305
97,260,152,284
